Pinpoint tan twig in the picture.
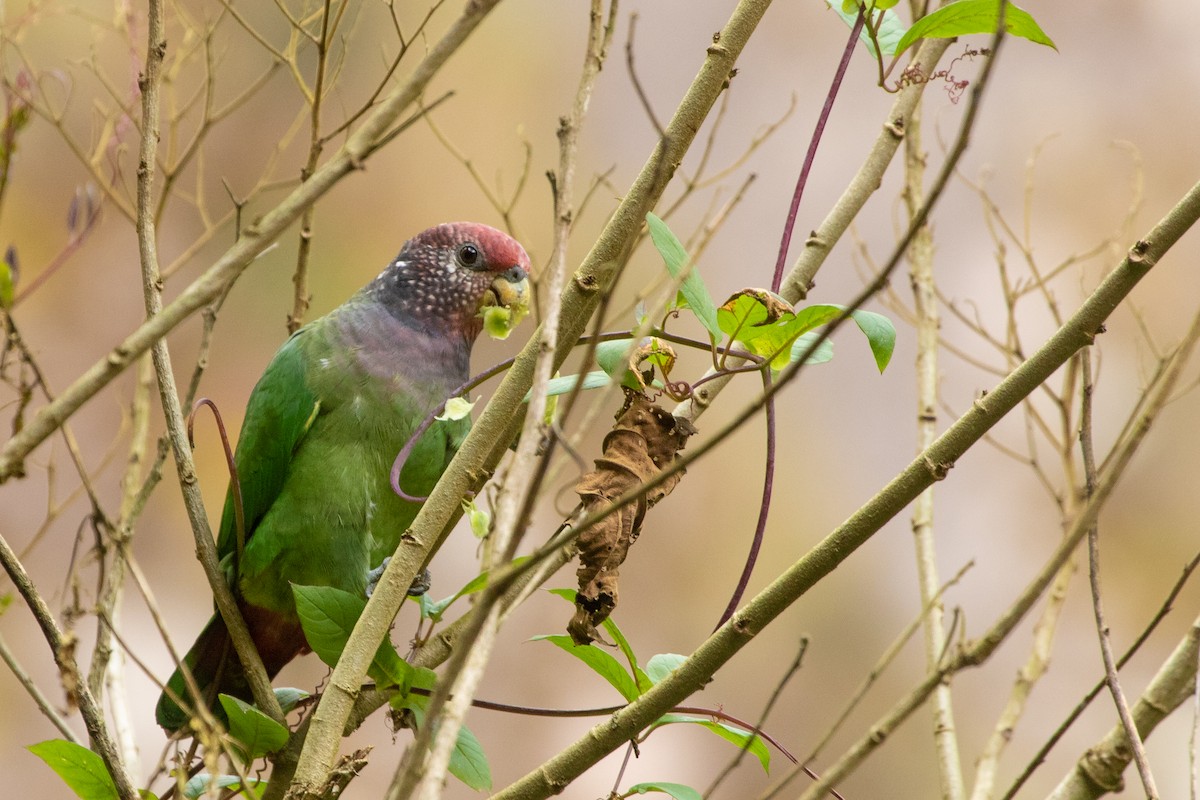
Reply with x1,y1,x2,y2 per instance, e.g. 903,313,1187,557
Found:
135,0,283,727
496,84,1200,800
0,0,506,482
0,533,139,798
1083,348,1160,799
0,630,80,743
624,12,664,137
904,39,965,798
806,561,973,766
388,5,617,798
706,638,809,797
1046,615,1200,800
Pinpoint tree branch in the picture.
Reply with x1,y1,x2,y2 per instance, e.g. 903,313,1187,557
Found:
488,174,1200,800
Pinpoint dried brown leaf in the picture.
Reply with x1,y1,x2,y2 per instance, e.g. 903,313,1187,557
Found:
569,389,695,645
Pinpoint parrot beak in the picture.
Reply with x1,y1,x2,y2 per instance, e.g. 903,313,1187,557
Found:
482,267,530,314
478,267,531,340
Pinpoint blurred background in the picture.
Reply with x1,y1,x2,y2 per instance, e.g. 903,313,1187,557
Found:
2,1,1200,797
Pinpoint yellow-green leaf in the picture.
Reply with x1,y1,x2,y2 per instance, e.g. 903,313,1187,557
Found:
895,0,1056,56
436,397,475,421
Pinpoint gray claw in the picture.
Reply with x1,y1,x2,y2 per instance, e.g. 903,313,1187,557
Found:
365,559,432,598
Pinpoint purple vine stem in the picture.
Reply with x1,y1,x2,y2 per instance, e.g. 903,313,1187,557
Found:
717,9,863,626
714,372,775,630
770,6,865,293
390,375,480,503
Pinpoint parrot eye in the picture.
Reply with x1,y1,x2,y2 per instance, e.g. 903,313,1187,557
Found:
456,243,483,270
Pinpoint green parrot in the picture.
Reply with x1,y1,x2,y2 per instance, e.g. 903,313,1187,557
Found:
156,222,530,732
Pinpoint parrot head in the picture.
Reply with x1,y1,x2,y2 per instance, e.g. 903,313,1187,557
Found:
371,221,531,341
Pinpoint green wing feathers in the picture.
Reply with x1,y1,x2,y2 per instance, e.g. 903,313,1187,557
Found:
215,332,319,565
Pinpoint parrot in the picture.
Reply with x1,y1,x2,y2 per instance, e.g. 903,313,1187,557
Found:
155,222,530,732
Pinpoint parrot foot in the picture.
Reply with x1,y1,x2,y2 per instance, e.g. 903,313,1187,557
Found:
365,559,432,598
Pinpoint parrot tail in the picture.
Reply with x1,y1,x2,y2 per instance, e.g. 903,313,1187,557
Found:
155,607,306,733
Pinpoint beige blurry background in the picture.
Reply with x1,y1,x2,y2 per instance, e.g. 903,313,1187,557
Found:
2,1,1200,798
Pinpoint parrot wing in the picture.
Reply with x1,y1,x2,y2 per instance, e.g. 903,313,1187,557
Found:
215,329,320,568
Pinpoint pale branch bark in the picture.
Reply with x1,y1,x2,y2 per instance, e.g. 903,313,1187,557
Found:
778,41,952,303
0,535,139,799
287,0,343,335
389,5,616,799
775,246,1200,800
0,0,507,484
0,631,80,743
1082,352,1160,798
905,47,964,800
286,0,777,793
488,176,1200,800
970,557,1076,800
1046,615,1200,800
136,0,284,728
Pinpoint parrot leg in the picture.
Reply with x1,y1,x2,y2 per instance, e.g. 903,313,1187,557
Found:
365,558,432,598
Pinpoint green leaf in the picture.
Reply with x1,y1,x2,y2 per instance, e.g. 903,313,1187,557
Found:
292,584,411,688
421,557,531,622
28,739,119,800
548,588,652,695
448,723,492,791
548,587,654,693
654,715,772,772
600,616,651,694
594,339,645,390
0,249,15,309
593,338,673,392
794,304,895,373
532,633,640,702
699,720,771,772
895,0,1056,56
462,498,490,539
625,782,703,800
645,653,687,685
218,695,289,760
645,213,721,339
525,371,611,402
184,774,265,799
789,331,835,366
391,671,491,792
390,666,439,716
718,291,844,371
849,308,896,372
273,687,310,714
826,1,908,57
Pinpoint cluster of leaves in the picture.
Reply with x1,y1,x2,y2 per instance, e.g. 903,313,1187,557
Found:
293,585,492,791
830,0,1056,60
536,590,771,800
542,213,895,406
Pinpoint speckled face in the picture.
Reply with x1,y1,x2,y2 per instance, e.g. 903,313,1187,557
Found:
372,222,530,338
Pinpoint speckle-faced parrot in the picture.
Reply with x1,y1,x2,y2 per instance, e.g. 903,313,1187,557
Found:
156,222,530,732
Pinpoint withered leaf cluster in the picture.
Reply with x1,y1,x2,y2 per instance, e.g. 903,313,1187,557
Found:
568,389,695,646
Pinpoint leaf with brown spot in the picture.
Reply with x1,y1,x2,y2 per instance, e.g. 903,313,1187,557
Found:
569,390,695,645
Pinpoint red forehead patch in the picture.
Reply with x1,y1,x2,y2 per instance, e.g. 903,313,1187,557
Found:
415,222,529,272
